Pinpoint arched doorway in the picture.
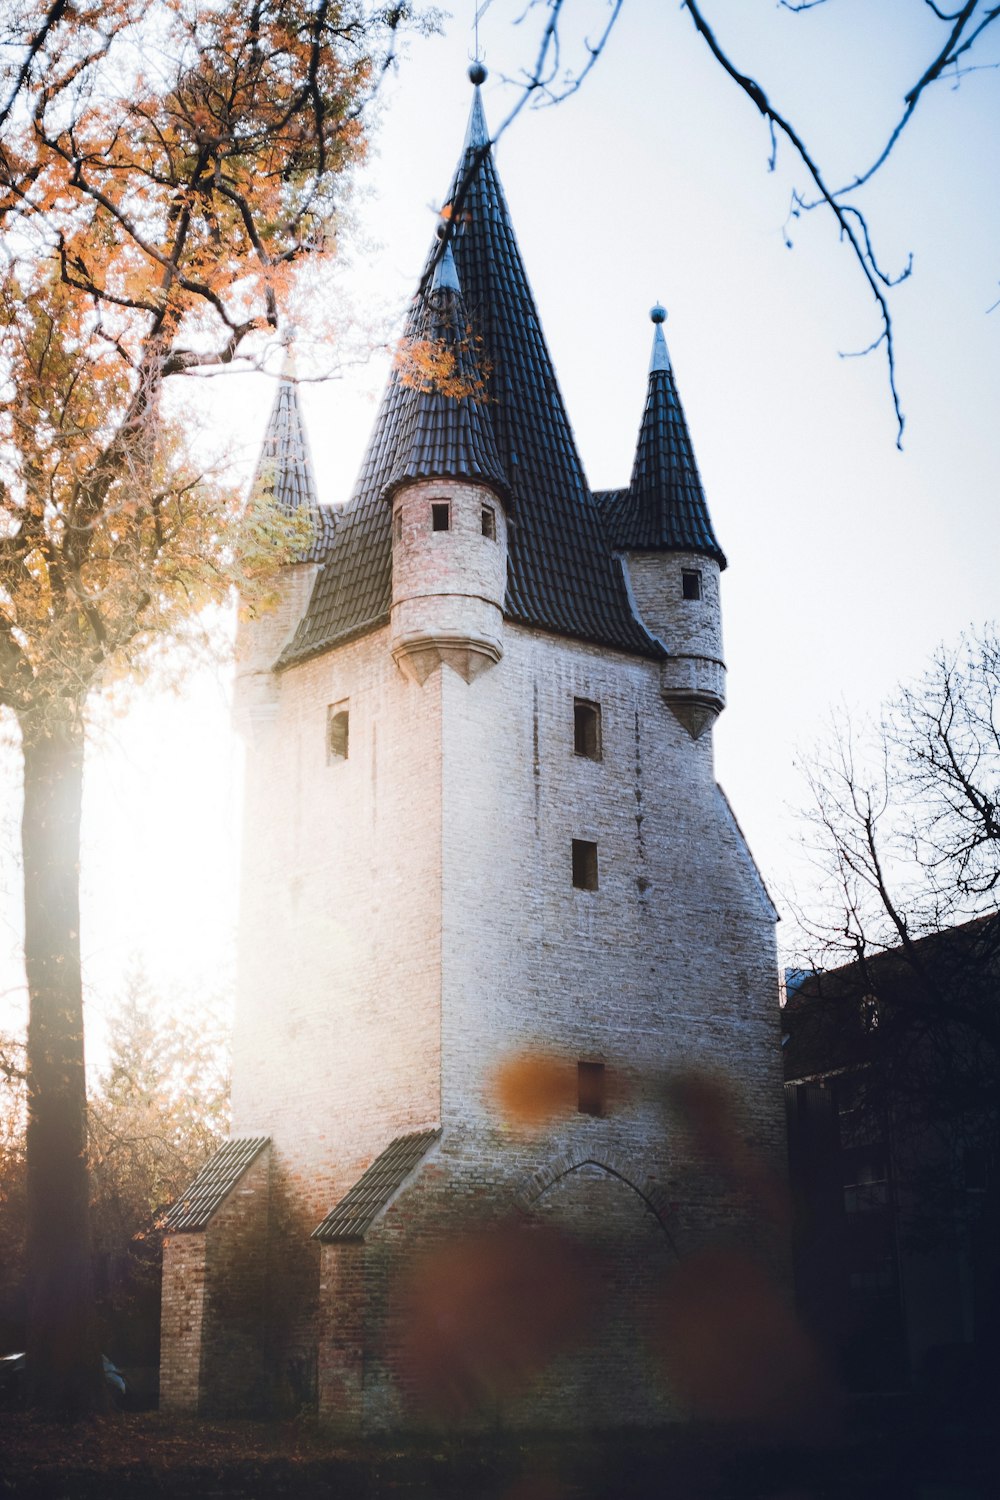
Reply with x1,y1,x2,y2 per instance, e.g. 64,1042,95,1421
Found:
510,1159,679,1427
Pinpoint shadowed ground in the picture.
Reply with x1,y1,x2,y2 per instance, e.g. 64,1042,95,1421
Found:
0,1403,995,1499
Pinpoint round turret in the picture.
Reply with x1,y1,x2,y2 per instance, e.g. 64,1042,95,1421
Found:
628,550,726,740
389,477,507,684
605,306,727,740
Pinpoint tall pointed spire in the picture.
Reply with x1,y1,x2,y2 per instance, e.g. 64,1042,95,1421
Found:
251,357,327,562
600,308,725,566
381,234,507,500
464,60,489,150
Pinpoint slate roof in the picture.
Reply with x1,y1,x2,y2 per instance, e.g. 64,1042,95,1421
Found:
252,373,331,564
159,1136,269,1232
597,317,726,567
280,84,661,666
312,1128,441,1243
381,244,508,502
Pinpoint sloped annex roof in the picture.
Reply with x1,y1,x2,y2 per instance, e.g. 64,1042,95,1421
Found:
597,312,726,566
279,81,662,666
159,1136,269,1232
312,1128,441,1243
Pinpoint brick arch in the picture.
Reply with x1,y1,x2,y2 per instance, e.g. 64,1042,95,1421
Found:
514,1150,681,1256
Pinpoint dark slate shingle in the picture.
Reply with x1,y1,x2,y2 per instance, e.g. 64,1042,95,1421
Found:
159,1136,269,1232
597,327,726,567
382,254,508,502
312,1128,441,1243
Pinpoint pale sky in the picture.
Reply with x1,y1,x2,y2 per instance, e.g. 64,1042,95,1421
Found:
2,2,998,1051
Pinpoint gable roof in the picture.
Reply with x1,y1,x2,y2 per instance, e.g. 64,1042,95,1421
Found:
597,313,725,566
279,83,661,667
159,1136,270,1232
312,1128,441,1243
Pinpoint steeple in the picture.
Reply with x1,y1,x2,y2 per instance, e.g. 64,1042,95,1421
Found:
251,359,328,562
282,65,657,668
601,307,725,567
463,60,489,150
381,238,507,503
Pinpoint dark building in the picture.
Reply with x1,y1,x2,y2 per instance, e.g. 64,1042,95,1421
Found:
783,915,998,1397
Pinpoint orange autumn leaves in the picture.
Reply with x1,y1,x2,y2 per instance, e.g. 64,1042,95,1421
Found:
394,322,492,403
1,1,409,724
0,0,379,352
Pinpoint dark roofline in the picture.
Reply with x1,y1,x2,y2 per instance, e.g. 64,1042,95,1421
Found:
312,1128,441,1243
159,1136,270,1233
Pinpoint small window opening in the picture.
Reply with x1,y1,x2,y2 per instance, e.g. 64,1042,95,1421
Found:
431,502,451,532
578,1061,606,1118
574,699,602,760
481,505,496,539
572,839,598,891
861,994,880,1033
327,703,349,762
393,508,403,543
682,568,702,601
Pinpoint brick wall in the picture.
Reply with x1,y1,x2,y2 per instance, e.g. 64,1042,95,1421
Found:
160,1233,207,1413
160,1146,271,1416
223,572,786,1430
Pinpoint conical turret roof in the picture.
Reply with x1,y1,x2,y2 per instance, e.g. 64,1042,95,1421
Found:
282,80,659,665
381,243,508,500
251,368,329,563
598,310,725,566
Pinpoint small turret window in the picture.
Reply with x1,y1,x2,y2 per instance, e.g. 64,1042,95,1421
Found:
393,508,403,543
481,505,496,539
573,699,602,760
327,702,349,762
572,839,599,891
682,568,702,601
431,502,450,532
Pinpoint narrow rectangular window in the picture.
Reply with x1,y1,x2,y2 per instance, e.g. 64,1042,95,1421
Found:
481,505,496,539
393,508,403,543
682,568,702,600
431,501,450,532
327,702,349,762
572,839,598,890
578,1061,606,1118
573,699,601,760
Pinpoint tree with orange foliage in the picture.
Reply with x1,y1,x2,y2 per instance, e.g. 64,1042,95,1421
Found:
0,0,421,1414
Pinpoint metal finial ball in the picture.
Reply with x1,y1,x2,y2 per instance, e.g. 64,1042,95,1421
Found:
650,304,667,325
468,60,488,86
436,221,448,240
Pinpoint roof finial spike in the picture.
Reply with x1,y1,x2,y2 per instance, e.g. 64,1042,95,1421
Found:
464,61,490,150
649,303,671,374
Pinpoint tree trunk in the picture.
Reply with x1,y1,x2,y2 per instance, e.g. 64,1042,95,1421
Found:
21,716,106,1415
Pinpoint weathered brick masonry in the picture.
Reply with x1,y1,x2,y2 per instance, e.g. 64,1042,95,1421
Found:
161,71,787,1430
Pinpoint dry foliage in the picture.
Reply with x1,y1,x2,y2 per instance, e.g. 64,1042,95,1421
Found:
0,0,423,732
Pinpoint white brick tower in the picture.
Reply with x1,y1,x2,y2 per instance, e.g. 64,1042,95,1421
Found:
160,71,786,1432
